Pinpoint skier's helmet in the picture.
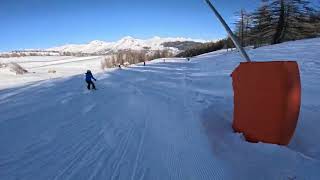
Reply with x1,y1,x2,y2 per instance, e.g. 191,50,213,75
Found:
87,70,91,73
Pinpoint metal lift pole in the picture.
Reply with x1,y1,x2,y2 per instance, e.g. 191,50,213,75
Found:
204,0,251,62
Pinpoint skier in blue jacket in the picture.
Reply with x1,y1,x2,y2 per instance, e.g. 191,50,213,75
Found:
85,70,97,90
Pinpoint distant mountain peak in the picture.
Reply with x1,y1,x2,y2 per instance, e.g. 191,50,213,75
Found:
121,36,135,40
89,40,109,45
89,40,105,43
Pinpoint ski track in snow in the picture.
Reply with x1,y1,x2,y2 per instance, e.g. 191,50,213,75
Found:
1,38,320,180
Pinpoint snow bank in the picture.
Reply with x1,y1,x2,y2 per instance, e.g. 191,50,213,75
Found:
6,63,28,75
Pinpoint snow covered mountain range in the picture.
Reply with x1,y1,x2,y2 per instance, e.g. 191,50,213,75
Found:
47,36,207,54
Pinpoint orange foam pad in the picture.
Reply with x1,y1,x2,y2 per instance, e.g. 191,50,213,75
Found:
231,61,301,145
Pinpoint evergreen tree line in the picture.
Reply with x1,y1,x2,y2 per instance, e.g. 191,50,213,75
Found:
234,0,320,47
176,38,235,58
177,0,320,57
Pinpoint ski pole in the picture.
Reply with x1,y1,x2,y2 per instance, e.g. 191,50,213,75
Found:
204,0,251,62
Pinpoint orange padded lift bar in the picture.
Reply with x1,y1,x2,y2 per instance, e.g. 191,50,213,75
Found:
205,0,301,145
231,61,301,145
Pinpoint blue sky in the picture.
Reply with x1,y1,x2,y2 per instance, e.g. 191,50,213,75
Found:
1,0,263,51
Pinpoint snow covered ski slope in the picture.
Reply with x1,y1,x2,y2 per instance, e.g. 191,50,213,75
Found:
1,38,320,180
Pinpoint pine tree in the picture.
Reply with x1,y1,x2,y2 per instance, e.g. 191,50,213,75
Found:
250,0,275,46
270,0,285,44
270,0,317,44
243,0,319,45
234,9,255,47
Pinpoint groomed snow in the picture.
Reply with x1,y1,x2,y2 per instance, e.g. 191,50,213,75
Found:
0,38,320,180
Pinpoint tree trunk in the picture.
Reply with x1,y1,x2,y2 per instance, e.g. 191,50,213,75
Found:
273,0,286,44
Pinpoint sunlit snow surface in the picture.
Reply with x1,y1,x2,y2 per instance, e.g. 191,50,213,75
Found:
0,38,320,179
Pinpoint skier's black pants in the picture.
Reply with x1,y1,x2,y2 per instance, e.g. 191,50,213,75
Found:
86,80,96,90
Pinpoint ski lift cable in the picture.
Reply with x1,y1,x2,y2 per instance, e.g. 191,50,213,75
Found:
204,0,252,62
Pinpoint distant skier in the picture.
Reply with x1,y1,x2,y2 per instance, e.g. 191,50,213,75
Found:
85,70,97,90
